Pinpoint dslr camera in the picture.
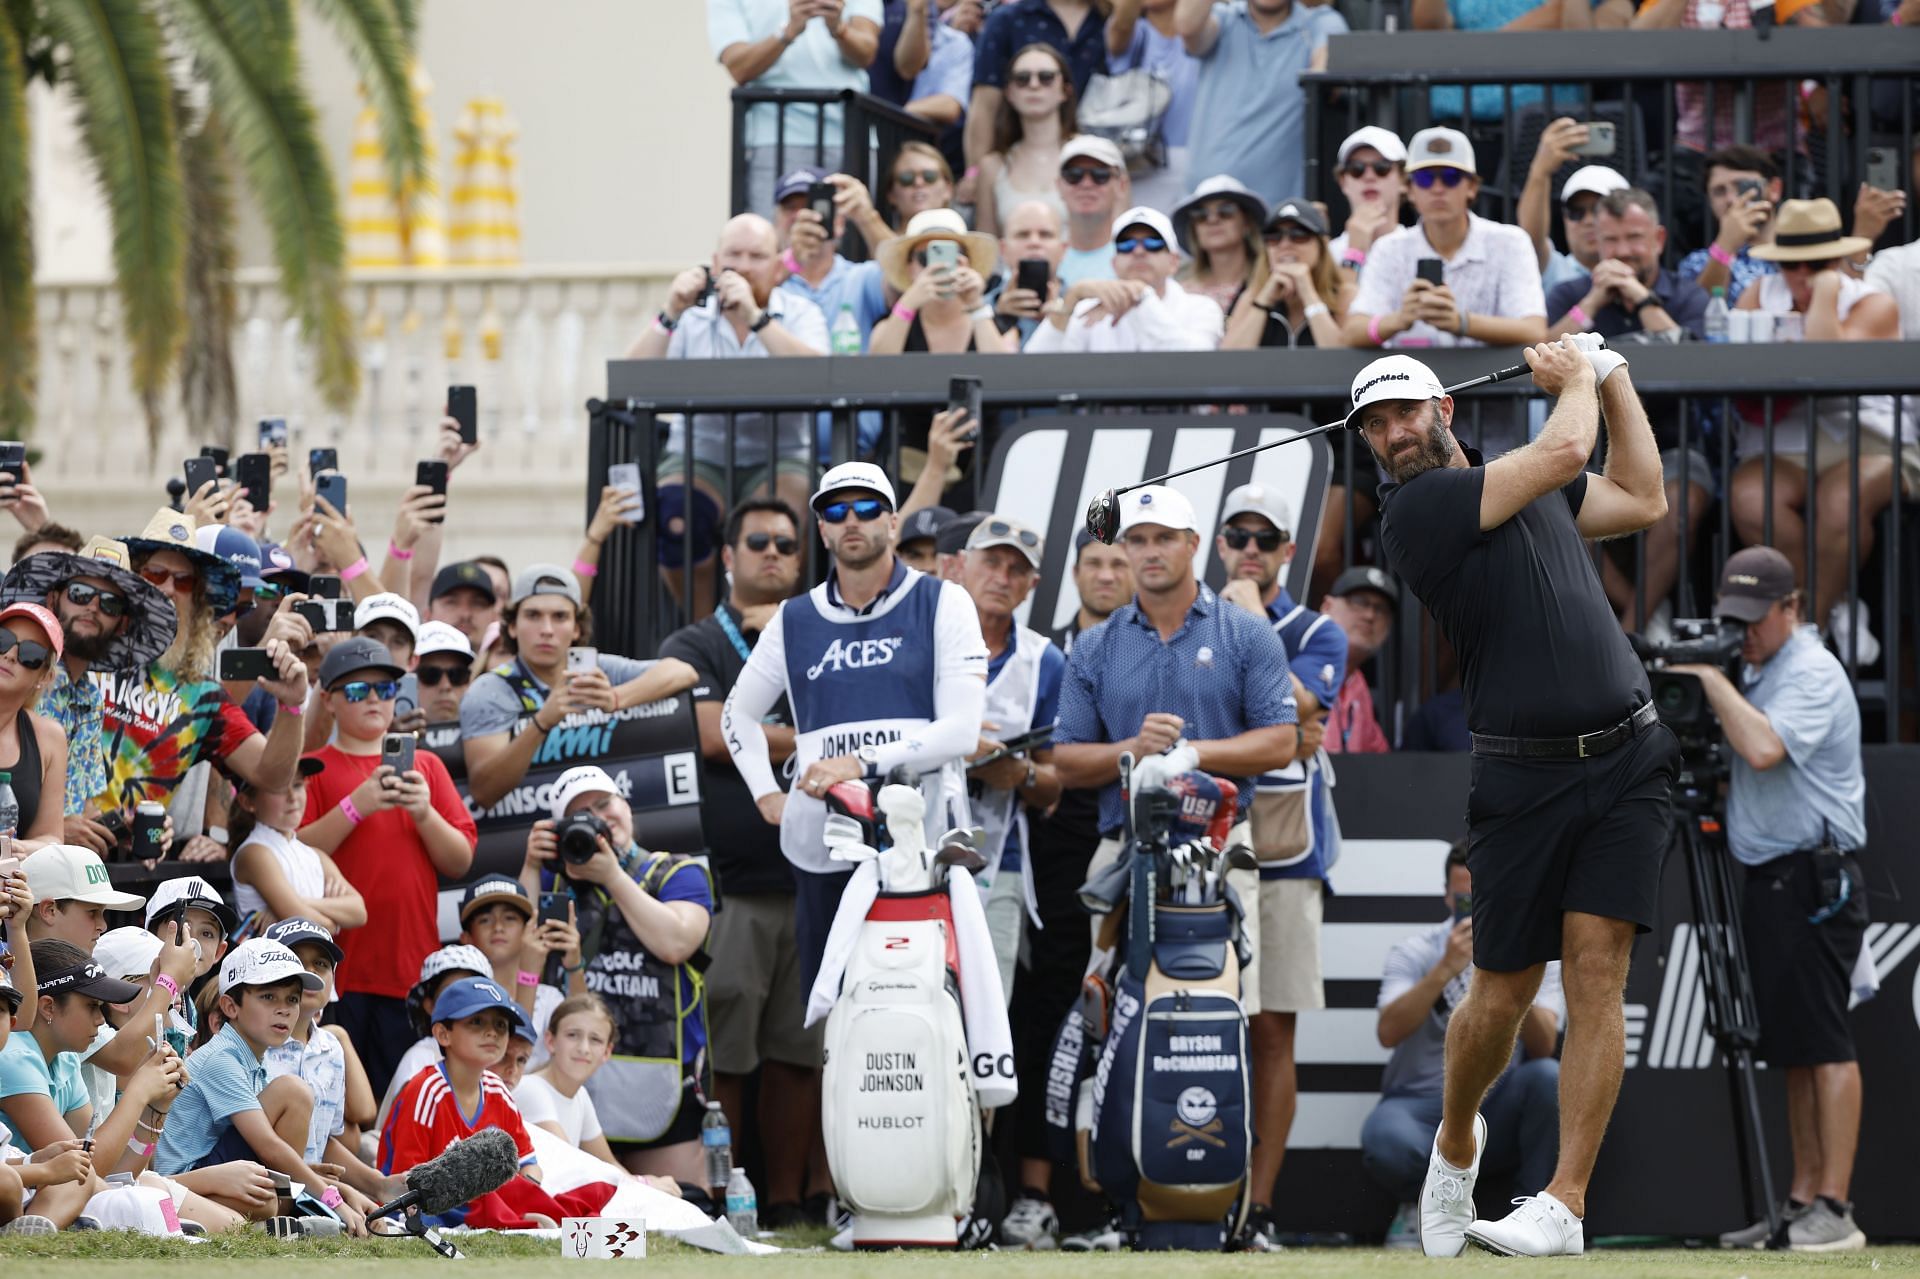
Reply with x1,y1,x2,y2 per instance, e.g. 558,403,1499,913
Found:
556,809,610,868
1632,617,1744,747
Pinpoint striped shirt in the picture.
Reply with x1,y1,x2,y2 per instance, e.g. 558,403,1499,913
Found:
154,1024,267,1174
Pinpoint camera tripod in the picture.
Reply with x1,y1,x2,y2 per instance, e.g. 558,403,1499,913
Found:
1666,753,1782,1246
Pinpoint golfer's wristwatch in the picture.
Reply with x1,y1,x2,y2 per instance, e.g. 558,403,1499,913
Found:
856,745,882,776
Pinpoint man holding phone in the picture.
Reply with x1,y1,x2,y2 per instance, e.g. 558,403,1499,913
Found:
771,168,890,351
1677,144,1784,303
1360,843,1562,1251
992,201,1068,346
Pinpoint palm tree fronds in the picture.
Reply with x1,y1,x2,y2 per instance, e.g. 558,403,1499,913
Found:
179,100,238,447
0,14,34,434
388,0,419,44
304,0,427,194
172,0,358,412
43,0,185,430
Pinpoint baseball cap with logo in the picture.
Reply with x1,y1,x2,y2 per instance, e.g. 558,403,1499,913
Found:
1345,354,1448,430
415,620,476,660
431,975,530,1030
408,944,492,1008
318,635,406,689
459,874,534,926
144,875,239,935
965,515,1045,569
37,960,144,1005
430,561,498,604
355,592,421,640
1714,546,1796,624
1338,125,1409,167
811,461,898,513
193,525,266,590
899,505,955,549
1112,206,1180,255
549,764,620,823
219,938,324,995
1264,199,1328,239
1405,126,1477,175
264,917,345,965
1328,566,1399,614
1060,134,1125,172
94,927,164,982
510,563,582,608
24,845,146,912
774,167,827,204
1118,485,1198,535
1561,164,1630,204
1222,484,1294,536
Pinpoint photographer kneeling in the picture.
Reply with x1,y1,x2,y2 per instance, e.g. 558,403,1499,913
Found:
1670,547,1869,1253
521,765,713,1190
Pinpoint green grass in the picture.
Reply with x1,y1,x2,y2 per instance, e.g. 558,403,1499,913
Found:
0,1233,1914,1277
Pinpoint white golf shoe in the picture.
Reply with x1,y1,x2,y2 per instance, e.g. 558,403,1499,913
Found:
1418,1112,1486,1257
1466,1192,1586,1256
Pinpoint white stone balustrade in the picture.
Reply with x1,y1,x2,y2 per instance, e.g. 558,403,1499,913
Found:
28,264,679,568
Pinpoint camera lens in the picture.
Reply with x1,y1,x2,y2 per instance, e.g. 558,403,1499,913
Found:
558,811,609,866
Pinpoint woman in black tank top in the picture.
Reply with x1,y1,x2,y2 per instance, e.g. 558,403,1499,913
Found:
1223,199,1358,352
0,604,70,843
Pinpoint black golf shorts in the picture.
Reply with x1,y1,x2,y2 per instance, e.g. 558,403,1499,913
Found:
1743,851,1869,1068
1465,722,1680,971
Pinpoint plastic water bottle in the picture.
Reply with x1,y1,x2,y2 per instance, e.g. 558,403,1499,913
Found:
0,771,17,839
725,1166,759,1237
1704,287,1729,344
830,303,862,356
701,1101,733,1192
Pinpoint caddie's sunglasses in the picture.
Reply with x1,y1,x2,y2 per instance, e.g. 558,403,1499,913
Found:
1263,225,1318,244
140,566,198,592
1411,168,1470,189
332,679,400,703
744,532,800,556
61,581,129,618
416,664,472,688
1011,69,1060,88
894,168,944,188
1061,166,1114,186
1221,527,1287,552
820,499,890,525
0,630,52,670
1116,235,1169,255
1343,160,1397,180
980,520,1040,548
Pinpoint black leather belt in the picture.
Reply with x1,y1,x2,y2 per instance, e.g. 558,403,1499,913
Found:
1471,701,1658,760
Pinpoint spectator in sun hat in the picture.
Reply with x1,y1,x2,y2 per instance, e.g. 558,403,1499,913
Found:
1027,204,1225,352
1171,174,1268,315
4,535,177,830
870,208,1014,358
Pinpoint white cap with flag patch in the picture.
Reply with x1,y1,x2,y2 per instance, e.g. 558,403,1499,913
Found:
1118,485,1198,534
1345,354,1448,430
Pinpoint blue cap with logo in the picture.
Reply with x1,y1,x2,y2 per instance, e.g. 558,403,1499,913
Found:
194,525,265,590
431,975,530,1030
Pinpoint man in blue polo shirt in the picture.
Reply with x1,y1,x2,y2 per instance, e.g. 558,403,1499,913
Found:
1212,482,1343,1246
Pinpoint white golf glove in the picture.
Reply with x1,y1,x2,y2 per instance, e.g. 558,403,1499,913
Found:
1565,331,1627,386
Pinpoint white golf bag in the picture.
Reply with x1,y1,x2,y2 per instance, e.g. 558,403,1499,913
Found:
809,778,1013,1248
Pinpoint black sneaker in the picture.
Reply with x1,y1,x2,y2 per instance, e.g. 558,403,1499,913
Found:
759,1202,808,1231
1233,1203,1284,1253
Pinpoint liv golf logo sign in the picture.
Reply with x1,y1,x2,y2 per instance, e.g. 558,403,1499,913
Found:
981,412,1337,632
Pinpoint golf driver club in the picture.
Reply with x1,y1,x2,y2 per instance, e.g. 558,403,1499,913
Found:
1083,352,1579,544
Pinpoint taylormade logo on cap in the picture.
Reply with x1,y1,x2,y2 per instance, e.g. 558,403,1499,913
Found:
1353,371,1412,404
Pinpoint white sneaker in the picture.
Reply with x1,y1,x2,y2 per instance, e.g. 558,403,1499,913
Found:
1829,599,1881,667
1465,1192,1585,1257
997,1194,1059,1250
1418,1112,1486,1258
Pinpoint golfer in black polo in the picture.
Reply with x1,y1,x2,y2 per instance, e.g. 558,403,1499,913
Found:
1354,337,1678,1258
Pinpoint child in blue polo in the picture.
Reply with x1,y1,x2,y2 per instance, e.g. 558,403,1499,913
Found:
154,938,370,1235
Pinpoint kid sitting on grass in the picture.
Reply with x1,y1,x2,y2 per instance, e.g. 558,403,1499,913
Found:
0,963,95,1234
455,875,582,1064
515,994,620,1169
374,943,492,1134
260,920,377,1176
142,877,238,1051
152,939,372,1235
230,760,368,933
496,1020,539,1091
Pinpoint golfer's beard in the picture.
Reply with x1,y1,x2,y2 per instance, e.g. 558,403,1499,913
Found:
1380,413,1455,482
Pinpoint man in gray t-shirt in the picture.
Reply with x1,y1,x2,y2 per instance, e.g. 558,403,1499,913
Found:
1359,846,1564,1246
459,564,698,809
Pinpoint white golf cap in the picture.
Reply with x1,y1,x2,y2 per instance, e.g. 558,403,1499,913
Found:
550,764,621,823
1561,164,1630,203
354,592,421,640
94,926,164,982
1060,134,1125,171
811,461,897,512
1112,206,1181,255
143,874,238,933
219,938,324,995
23,845,146,912
1338,125,1408,167
1118,485,1198,535
1221,484,1294,536
1405,127,1476,174
1346,354,1448,429
415,620,476,660
964,514,1044,569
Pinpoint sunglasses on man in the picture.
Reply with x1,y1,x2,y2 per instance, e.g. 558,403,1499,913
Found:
139,565,198,592
1061,166,1114,186
819,498,890,525
61,581,129,618
978,520,1040,548
1010,68,1059,88
743,532,799,556
1411,168,1469,189
416,664,472,688
0,630,53,671
893,168,944,188
1221,527,1288,552
1343,160,1398,180
1115,235,1169,255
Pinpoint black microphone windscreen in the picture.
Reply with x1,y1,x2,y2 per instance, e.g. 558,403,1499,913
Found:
405,1126,521,1214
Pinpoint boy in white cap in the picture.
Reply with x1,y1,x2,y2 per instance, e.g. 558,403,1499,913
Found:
20,844,145,949
413,621,477,725
1332,125,1410,277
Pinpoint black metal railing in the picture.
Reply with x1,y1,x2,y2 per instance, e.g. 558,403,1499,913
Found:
593,344,1920,744
1304,29,1920,259
729,87,940,255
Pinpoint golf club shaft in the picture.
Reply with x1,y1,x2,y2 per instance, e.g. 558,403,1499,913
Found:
1111,360,1532,499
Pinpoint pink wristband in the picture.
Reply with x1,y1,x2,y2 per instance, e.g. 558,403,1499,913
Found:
1367,314,1384,345
1342,249,1367,268
339,795,365,826
387,541,414,561
279,699,305,717
128,1138,155,1158
1708,242,1734,267
339,555,371,583
782,248,802,275
891,303,917,325
154,973,179,998
320,1186,345,1210
572,558,599,578
1567,304,1591,329
516,970,540,988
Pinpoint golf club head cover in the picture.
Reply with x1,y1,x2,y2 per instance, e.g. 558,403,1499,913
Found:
1164,771,1228,846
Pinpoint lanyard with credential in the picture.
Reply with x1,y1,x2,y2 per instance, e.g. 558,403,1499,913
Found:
713,605,753,664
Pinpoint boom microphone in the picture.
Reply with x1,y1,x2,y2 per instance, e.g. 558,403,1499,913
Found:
1083,354,1566,543
372,1126,521,1220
